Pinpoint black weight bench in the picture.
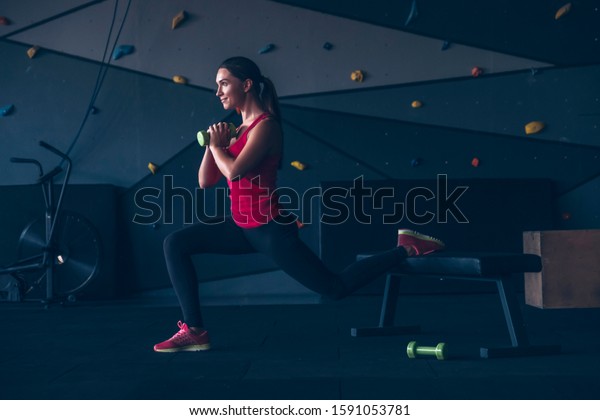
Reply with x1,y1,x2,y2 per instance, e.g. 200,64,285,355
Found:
352,252,561,359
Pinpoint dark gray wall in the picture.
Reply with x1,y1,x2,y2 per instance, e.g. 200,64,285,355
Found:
1,40,228,187
282,65,600,148
117,102,599,293
1,0,599,300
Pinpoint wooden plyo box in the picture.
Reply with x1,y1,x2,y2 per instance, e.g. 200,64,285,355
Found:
523,230,600,309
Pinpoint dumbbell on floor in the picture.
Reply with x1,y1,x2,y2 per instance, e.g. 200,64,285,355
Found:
406,341,447,360
197,123,237,147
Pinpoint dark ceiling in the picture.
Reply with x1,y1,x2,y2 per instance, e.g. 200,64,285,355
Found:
272,0,600,66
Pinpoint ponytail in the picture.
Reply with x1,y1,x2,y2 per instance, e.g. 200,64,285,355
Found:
259,76,284,170
259,76,281,122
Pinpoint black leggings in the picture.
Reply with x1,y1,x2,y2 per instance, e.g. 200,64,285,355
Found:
163,215,407,328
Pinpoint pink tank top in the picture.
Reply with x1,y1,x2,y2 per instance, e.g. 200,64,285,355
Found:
226,113,281,228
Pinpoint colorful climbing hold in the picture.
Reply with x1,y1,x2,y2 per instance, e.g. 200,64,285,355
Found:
471,66,483,77
555,3,572,20
148,162,158,175
171,10,187,29
0,16,10,25
410,158,422,167
0,104,14,116
525,121,545,135
471,157,480,167
351,70,364,83
172,75,187,84
411,100,423,108
290,161,307,171
258,43,275,54
27,46,40,59
112,45,135,60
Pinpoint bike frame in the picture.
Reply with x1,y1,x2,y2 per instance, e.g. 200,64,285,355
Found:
0,141,72,302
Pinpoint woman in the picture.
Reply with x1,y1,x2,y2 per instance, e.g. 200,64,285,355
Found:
154,57,445,352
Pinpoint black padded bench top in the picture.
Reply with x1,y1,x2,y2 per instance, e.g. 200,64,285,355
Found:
394,252,542,277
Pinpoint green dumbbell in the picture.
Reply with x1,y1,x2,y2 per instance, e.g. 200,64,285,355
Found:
406,341,447,360
197,122,237,147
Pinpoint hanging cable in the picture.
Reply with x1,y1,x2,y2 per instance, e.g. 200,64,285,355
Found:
64,0,133,159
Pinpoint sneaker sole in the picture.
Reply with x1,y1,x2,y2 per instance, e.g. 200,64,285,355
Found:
154,344,211,353
397,229,446,247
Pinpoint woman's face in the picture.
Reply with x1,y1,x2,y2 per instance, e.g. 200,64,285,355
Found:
215,68,245,110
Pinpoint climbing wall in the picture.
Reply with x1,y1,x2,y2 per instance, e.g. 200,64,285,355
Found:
1,0,599,296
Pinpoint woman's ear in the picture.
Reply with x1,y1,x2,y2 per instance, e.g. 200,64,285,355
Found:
243,78,253,93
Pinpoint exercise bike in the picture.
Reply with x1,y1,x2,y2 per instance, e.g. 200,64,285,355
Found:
0,141,101,306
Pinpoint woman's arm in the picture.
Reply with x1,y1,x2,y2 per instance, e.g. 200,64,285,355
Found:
209,119,281,181
198,147,223,189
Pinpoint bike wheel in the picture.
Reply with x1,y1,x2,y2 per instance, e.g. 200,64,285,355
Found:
17,211,102,298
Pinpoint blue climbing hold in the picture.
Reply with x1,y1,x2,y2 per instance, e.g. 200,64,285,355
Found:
112,45,135,60
258,43,275,54
0,104,14,116
411,158,422,167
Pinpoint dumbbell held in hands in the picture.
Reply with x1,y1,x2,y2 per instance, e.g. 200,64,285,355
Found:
197,122,237,147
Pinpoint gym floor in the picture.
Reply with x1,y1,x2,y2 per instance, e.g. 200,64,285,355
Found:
1,292,599,400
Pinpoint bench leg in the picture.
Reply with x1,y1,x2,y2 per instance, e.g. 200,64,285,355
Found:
497,275,529,347
351,274,421,337
480,276,561,358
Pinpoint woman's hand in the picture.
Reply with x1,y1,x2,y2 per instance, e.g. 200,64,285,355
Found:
208,122,233,148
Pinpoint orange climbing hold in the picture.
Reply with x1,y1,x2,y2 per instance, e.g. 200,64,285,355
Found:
525,121,545,135
555,3,572,20
172,10,187,29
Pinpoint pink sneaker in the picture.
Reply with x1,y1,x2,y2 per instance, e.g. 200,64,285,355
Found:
153,321,211,352
397,229,446,256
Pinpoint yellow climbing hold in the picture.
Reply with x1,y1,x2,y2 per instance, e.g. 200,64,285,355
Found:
172,10,187,29
172,75,187,84
27,46,40,59
290,161,307,171
555,3,572,20
525,121,545,135
351,70,364,83
148,162,158,174
411,100,423,108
